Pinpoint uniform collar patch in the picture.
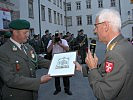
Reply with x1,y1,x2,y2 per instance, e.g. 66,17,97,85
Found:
12,45,17,51
107,42,117,51
104,61,114,73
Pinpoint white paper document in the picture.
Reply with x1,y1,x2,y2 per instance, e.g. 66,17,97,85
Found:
48,52,76,76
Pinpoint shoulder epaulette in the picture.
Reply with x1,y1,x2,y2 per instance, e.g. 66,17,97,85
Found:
107,42,117,51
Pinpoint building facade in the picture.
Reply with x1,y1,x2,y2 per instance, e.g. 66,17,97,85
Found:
120,0,133,38
10,0,67,37
66,0,133,38
0,0,133,38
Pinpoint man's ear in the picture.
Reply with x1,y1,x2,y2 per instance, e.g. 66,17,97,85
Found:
13,30,19,36
104,21,109,32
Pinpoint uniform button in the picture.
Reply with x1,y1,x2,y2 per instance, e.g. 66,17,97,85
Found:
30,68,33,71
9,94,13,96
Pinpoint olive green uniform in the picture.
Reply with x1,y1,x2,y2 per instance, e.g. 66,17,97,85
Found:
0,40,50,100
82,35,133,100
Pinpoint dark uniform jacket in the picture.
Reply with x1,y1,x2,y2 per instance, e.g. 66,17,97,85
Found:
29,38,42,54
82,35,133,100
41,35,51,53
76,34,88,50
0,39,51,100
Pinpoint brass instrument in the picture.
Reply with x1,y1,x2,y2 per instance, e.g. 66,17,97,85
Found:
79,35,87,47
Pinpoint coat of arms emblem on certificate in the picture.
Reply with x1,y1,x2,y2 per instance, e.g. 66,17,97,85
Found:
48,52,76,76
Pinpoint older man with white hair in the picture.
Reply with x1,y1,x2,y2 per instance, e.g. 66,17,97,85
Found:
75,9,133,100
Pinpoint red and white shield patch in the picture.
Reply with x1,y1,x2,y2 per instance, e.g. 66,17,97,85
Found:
105,61,114,73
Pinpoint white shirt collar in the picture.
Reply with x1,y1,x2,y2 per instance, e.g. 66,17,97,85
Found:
107,36,117,49
10,37,21,50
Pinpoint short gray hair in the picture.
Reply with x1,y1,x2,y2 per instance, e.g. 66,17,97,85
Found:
97,9,121,32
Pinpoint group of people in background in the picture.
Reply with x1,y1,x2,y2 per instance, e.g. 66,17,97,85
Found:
1,29,133,58
28,29,88,63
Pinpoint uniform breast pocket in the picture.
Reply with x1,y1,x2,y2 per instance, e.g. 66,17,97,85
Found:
10,58,31,76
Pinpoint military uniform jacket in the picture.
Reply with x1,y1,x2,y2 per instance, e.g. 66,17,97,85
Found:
82,35,133,100
76,34,88,49
0,40,50,100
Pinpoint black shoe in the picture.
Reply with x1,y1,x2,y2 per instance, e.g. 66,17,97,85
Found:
53,90,61,95
65,91,72,95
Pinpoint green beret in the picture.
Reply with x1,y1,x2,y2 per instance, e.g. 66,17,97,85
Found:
9,19,30,30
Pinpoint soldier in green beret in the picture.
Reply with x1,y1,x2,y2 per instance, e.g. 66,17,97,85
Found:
0,19,52,100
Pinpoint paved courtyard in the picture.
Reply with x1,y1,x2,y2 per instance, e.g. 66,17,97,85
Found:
37,41,106,100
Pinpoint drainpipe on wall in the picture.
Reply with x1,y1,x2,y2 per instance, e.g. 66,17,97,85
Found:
119,0,121,16
38,0,42,37
65,0,67,33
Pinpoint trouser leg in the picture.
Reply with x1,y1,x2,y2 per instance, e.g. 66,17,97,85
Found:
63,76,70,92
80,49,86,64
55,77,61,91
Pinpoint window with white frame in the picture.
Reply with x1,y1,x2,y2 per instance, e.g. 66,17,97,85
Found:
48,8,52,23
87,15,92,25
41,5,45,21
76,1,81,10
3,19,10,29
66,2,71,11
128,11,131,19
28,0,34,18
54,11,57,24
86,0,91,9
111,0,116,7
64,16,66,26
76,16,82,26
98,0,103,8
66,16,72,26
132,9,133,19
63,2,66,11
60,14,63,25
53,0,56,5
60,0,62,9
30,28,34,37
57,13,60,25
57,0,59,7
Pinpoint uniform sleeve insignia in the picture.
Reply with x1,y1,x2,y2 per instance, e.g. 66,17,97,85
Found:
104,61,114,73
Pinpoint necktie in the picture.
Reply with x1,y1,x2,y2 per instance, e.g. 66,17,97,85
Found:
21,44,27,54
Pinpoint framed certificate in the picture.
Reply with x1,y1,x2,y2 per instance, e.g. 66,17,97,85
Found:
48,52,76,76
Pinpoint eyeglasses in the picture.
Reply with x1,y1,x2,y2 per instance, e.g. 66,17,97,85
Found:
94,22,105,27
94,22,105,31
